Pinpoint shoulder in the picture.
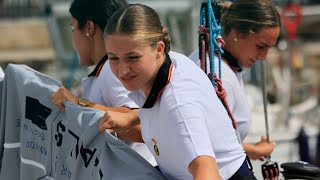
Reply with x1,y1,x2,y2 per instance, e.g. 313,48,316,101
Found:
188,49,200,64
169,51,195,66
97,61,112,78
214,60,240,89
159,88,205,121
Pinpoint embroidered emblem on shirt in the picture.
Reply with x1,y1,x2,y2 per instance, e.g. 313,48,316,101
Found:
152,139,160,156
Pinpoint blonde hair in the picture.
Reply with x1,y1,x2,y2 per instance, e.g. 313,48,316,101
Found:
104,4,171,54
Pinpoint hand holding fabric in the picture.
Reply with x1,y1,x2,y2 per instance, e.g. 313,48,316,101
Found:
51,86,79,112
98,110,139,133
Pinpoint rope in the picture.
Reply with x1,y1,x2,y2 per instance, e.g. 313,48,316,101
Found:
198,0,236,129
213,73,237,129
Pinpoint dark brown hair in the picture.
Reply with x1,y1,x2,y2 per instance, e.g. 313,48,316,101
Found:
69,0,128,30
221,0,281,36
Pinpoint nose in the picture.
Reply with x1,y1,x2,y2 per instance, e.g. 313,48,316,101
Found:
118,61,130,77
258,49,269,61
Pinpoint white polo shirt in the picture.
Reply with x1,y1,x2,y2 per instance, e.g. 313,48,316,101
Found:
129,51,246,180
81,55,157,167
189,50,251,142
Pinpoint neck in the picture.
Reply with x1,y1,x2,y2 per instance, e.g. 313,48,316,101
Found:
90,29,107,65
93,39,107,65
143,54,166,96
222,36,235,56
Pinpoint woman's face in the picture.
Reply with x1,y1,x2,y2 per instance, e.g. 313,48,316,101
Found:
233,27,280,68
70,17,94,66
105,35,162,94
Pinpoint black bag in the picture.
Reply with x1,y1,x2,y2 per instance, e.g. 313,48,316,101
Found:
281,161,320,179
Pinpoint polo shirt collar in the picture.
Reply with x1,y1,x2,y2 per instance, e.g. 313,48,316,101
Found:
221,48,242,72
87,54,108,77
128,55,173,109
142,55,173,108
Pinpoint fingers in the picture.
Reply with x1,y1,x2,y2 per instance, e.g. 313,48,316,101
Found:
260,136,276,146
260,136,268,142
51,87,66,112
56,103,66,112
99,113,115,133
51,86,78,112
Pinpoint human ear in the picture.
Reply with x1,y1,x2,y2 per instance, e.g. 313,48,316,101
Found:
231,29,242,41
86,20,95,36
155,41,165,58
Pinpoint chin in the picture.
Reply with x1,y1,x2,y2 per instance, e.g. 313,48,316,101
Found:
122,83,137,92
79,60,91,66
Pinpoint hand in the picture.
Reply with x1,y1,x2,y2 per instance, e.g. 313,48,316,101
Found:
99,110,139,134
248,136,276,161
51,86,79,112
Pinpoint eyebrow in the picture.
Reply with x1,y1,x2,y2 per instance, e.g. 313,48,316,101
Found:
107,52,116,56
125,52,139,56
259,42,272,48
107,52,139,56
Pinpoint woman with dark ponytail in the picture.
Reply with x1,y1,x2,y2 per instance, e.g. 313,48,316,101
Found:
189,0,280,162
51,0,157,167
101,4,249,179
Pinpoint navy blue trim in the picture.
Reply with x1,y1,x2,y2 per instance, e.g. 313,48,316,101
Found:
142,55,172,109
221,48,242,72
88,54,108,77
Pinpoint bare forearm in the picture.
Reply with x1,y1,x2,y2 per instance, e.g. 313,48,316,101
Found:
117,125,144,143
90,102,131,113
189,156,220,180
243,139,275,160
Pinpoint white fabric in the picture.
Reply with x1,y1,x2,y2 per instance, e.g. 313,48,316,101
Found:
129,51,246,180
82,61,157,166
189,50,251,141
0,64,165,180
0,67,4,81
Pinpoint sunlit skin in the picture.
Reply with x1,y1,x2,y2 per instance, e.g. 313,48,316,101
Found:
70,17,106,66
104,34,166,96
224,27,280,68
70,17,95,66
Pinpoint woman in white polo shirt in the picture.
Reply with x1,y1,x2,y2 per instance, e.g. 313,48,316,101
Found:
101,4,255,180
189,0,280,161
50,0,156,167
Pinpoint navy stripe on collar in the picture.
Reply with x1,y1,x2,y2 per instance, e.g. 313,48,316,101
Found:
142,55,172,109
221,48,242,72
88,54,108,77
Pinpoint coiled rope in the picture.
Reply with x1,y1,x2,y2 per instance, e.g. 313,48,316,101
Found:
198,0,237,129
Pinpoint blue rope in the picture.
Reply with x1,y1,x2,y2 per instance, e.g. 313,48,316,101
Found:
201,0,224,86
200,7,206,27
